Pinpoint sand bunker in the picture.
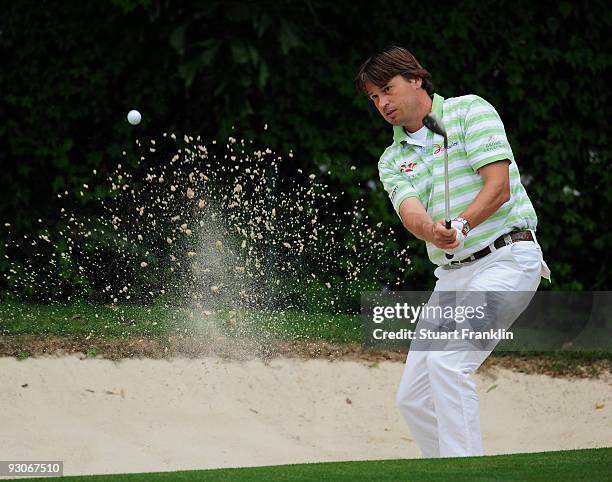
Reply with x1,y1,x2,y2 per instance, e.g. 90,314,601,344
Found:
1,355,610,477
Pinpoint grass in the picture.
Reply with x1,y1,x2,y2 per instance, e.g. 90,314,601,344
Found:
15,350,30,360
0,302,610,375
0,302,191,338
0,301,362,343
16,448,612,481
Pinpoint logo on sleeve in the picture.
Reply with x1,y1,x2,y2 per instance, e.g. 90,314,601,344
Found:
483,136,505,152
390,185,399,201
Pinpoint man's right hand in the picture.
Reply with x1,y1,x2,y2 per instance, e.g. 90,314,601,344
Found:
398,198,462,251
431,221,462,250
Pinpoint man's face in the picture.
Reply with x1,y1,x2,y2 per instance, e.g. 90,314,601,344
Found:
365,75,422,128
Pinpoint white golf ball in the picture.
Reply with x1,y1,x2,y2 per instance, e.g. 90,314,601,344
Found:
127,110,141,125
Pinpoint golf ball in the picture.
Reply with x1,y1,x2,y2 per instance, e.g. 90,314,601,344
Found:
127,110,141,125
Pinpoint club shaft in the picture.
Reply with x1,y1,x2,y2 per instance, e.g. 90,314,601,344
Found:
422,113,454,259
444,135,449,223
444,136,453,259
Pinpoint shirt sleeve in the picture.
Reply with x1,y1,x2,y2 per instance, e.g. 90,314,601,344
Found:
378,152,418,215
464,96,514,172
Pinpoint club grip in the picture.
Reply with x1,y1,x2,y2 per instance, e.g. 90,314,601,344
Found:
445,220,453,259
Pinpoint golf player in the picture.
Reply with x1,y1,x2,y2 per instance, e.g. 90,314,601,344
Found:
354,46,551,458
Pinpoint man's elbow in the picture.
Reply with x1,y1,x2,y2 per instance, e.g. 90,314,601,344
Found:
480,160,511,206
500,182,511,204
489,175,511,206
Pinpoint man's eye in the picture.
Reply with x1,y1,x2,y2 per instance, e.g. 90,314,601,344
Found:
370,95,377,101
384,86,391,93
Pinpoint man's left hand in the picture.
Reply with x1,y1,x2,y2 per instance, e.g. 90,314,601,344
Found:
445,219,467,254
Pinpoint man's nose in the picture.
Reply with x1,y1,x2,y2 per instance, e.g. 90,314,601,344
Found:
379,95,389,110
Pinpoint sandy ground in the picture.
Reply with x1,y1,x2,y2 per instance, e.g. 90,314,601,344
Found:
0,355,610,477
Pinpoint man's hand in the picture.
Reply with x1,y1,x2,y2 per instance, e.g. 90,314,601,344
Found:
399,198,465,254
431,221,462,251
446,219,467,254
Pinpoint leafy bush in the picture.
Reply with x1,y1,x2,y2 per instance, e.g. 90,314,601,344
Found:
1,0,609,304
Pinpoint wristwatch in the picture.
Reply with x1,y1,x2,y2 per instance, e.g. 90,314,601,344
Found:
455,217,471,236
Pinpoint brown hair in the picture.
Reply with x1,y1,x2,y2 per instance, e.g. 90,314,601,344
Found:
354,46,434,96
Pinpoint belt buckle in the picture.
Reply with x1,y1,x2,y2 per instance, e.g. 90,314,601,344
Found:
450,254,475,266
503,233,513,246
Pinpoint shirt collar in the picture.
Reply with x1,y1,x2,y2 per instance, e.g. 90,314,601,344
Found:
392,93,445,146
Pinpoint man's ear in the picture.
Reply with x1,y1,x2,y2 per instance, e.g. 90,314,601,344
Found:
414,78,422,89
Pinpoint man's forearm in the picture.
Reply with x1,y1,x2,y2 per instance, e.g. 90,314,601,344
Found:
398,201,435,242
399,183,508,240
398,197,462,250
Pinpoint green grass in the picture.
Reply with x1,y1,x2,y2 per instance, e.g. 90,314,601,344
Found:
0,302,610,364
0,302,186,337
15,350,30,360
17,448,612,481
0,301,362,343
253,309,361,343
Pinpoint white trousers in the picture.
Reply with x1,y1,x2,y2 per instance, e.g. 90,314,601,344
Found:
396,240,547,458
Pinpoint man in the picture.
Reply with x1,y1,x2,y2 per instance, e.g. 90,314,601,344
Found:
354,46,550,458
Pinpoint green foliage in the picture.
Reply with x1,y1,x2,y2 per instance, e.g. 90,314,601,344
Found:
0,0,610,304
16,351,30,361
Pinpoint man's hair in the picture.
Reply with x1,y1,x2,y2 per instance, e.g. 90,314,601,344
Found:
354,46,434,96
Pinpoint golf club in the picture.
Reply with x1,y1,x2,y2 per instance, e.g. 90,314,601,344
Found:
422,112,453,259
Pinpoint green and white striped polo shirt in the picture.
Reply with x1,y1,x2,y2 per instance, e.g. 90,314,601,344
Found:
378,93,538,266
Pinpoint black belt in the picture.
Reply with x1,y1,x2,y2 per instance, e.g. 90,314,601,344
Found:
449,231,534,266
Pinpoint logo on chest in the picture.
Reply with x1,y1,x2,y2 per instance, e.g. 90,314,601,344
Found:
400,162,417,174
433,140,459,155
